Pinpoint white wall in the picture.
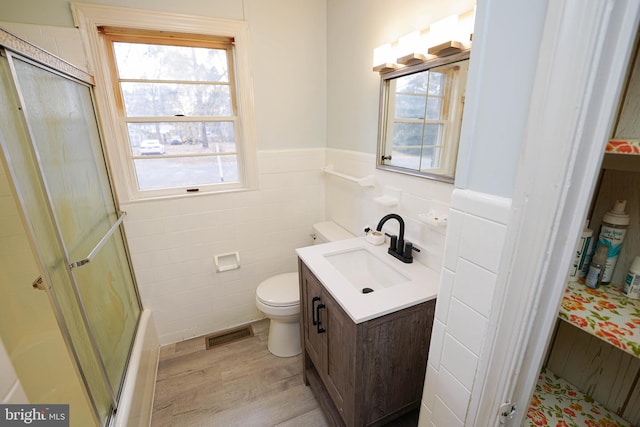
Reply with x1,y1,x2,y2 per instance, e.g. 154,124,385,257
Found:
0,0,244,28
326,0,476,154
324,149,454,273
455,0,547,198
246,0,327,150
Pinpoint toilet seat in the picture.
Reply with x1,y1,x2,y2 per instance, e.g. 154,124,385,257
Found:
256,272,299,307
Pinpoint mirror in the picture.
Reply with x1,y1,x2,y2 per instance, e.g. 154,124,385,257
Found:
376,51,469,183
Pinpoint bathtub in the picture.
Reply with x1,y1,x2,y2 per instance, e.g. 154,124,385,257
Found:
111,310,159,427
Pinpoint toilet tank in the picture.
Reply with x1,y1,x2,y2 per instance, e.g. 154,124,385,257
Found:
312,221,354,245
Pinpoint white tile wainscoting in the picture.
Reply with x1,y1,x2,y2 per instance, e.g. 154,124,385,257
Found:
419,188,511,427
125,147,456,345
123,149,327,345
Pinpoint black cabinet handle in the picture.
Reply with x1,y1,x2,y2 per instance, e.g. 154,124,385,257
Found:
316,303,326,334
311,296,321,325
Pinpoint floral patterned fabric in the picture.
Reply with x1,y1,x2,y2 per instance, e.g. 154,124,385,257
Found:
606,139,640,155
558,282,640,357
525,369,631,427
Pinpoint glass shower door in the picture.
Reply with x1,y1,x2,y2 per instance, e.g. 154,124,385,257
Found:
5,52,141,424
0,56,101,427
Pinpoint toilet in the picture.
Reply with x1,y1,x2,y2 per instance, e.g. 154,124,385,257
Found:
255,221,354,357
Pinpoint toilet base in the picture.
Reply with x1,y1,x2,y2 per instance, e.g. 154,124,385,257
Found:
267,319,301,357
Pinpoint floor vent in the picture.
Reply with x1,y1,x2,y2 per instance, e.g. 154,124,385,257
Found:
205,325,254,350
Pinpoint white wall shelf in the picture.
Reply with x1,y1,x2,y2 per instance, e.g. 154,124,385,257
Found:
321,165,375,187
418,212,448,228
373,195,398,206
373,186,401,207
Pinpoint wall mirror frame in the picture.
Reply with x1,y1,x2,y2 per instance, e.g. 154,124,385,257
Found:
376,50,470,183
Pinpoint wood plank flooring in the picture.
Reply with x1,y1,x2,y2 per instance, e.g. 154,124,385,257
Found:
151,319,419,427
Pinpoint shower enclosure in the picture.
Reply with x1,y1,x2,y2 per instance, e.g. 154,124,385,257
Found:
0,29,141,426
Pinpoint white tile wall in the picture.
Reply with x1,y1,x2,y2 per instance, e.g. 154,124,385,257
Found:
126,147,455,345
436,367,471,421
452,259,497,318
434,268,454,323
125,148,326,344
446,299,486,355
325,149,454,272
431,396,464,427
440,334,477,389
420,188,511,426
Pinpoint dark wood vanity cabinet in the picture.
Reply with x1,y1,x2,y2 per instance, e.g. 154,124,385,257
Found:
298,259,436,427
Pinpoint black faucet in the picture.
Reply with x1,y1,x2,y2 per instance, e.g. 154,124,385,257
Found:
375,213,420,263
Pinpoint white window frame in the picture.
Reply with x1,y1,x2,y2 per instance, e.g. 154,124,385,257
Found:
72,3,259,202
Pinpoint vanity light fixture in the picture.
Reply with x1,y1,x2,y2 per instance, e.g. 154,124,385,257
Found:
372,43,404,73
396,31,434,66
428,15,459,46
372,11,474,74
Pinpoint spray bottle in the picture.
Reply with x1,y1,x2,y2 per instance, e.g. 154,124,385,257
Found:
623,256,640,299
568,220,593,282
596,200,630,285
585,245,609,289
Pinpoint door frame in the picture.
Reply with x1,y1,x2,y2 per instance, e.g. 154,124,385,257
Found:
469,1,640,425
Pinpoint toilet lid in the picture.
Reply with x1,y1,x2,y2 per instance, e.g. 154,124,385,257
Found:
256,272,300,307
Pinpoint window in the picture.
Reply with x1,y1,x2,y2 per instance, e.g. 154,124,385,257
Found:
72,5,258,201
377,53,469,182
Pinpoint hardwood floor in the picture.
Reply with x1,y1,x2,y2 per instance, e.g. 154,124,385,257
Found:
151,319,419,427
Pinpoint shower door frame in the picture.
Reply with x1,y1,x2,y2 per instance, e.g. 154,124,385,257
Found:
0,27,143,425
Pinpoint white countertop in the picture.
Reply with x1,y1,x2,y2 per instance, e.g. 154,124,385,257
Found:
296,236,440,323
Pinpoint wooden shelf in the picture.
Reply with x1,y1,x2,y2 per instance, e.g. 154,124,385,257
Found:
525,368,631,426
558,282,640,358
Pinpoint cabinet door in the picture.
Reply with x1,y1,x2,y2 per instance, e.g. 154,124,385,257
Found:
323,290,356,422
302,266,324,369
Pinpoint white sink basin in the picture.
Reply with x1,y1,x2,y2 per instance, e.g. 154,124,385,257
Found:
324,248,409,292
296,236,440,323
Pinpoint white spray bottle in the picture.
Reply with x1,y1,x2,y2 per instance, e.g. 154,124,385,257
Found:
597,200,630,285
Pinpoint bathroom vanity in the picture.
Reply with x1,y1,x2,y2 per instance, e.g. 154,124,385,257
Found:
296,237,439,426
